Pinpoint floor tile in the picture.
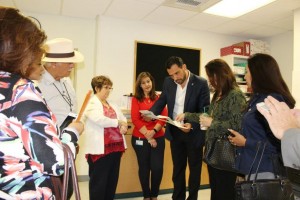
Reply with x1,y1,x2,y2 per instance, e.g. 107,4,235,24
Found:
71,181,211,200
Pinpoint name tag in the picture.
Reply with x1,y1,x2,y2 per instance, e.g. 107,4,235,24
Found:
136,140,143,146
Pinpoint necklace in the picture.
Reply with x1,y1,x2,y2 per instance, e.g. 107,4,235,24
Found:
143,98,152,105
53,82,73,112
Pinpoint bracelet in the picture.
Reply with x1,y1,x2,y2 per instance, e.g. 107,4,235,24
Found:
153,128,158,133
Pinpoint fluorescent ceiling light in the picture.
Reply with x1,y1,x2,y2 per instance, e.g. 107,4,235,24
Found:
203,0,277,18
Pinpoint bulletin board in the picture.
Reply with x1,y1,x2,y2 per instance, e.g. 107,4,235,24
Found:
134,41,201,91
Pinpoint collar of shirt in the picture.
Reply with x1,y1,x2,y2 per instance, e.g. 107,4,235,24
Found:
41,70,67,86
172,70,191,119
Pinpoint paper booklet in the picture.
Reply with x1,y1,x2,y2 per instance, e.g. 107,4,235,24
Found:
60,112,78,131
139,110,188,129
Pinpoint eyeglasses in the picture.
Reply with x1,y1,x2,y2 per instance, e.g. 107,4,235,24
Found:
103,86,113,91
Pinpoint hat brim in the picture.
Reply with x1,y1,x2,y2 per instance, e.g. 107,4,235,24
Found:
42,50,84,63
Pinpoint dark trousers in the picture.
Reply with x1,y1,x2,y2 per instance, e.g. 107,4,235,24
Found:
207,165,237,200
131,136,165,198
87,152,122,200
63,168,73,200
170,132,203,200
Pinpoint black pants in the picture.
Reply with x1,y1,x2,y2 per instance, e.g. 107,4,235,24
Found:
207,165,237,200
62,168,73,200
132,136,165,198
170,131,203,200
87,152,122,200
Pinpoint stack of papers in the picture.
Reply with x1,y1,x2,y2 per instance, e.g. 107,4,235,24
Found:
139,110,188,129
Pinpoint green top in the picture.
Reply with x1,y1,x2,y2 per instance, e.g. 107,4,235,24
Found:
185,87,247,141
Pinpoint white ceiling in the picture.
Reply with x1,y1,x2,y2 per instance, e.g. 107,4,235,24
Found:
1,0,300,39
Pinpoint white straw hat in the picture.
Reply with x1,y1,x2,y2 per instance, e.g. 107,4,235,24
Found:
42,38,84,63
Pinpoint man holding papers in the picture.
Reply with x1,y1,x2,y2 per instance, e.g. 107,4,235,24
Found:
150,56,210,200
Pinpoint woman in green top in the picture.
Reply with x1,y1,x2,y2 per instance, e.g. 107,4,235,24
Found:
176,59,247,200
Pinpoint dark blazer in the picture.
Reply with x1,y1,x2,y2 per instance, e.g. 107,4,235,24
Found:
150,72,210,145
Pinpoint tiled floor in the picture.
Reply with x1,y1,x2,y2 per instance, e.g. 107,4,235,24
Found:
71,181,211,200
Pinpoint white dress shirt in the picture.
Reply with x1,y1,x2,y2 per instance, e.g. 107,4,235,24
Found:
172,71,190,120
38,70,77,126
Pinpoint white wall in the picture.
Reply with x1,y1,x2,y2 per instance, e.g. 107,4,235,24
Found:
267,31,294,89
292,9,300,107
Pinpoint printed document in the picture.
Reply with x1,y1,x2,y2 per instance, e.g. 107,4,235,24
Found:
139,110,188,129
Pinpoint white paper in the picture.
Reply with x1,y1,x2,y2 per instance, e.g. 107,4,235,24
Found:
139,110,188,129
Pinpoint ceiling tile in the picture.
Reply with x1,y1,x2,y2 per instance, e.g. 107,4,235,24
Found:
104,0,159,20
1,0,299,38
273,0,300,10
0,0,15,7
207,19,258,36
238,0,298,24
14,0,61,15
179,13,230,31
240,25,288,38
137,0,165,4
144,6,197,25
269,16,294,30
62,0,112,19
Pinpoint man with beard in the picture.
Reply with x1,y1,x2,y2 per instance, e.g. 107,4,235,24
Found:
150,56,210,200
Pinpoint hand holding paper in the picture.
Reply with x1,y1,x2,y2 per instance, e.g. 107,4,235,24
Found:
139,110,189,129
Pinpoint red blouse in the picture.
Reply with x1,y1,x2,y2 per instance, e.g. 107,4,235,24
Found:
87,105,125,162
131,96,168,138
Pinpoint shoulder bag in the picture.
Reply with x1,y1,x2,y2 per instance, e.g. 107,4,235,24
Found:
235,142,294,200
286,167,300,198
203,132,237,172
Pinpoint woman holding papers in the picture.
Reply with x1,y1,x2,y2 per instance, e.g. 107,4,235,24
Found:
176,59,246,200
82,75,128,200
131,72,168,200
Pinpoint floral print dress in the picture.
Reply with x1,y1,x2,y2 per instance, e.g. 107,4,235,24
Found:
0,71,78,199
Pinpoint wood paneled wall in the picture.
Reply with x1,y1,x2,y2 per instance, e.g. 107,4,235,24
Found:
116,123,209,194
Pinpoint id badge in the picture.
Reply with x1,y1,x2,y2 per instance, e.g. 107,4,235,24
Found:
136,139,143,146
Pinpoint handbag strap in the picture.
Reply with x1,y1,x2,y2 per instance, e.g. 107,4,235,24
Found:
62,145,69,200
246,141,267,181
271,153,285,178
62,144,81,200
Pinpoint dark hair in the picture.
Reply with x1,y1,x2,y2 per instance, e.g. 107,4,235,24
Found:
24,51,45,78
0,7,47,78
205,59,238,102
248,53,295,108
91,75,113,94
134,72,157,102
165,56,185,69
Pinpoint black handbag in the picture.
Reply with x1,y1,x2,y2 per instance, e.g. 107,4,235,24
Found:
235,142,294,200
286,167,300,198
203,133,237,172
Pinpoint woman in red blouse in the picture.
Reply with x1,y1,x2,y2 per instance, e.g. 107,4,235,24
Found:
131,72,168,200
83,75,128,200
